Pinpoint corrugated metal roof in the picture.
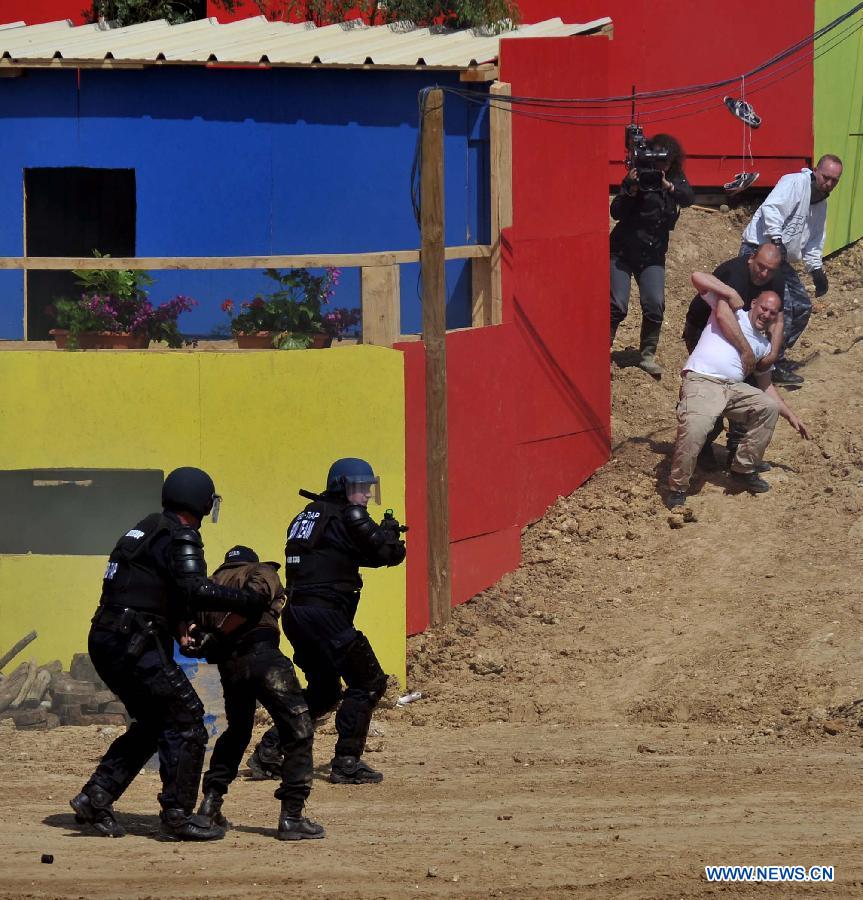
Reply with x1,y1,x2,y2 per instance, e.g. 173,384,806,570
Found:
0,15,611,71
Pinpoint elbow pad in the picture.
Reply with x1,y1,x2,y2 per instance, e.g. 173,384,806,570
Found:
343,504,389,552
192,580,265,614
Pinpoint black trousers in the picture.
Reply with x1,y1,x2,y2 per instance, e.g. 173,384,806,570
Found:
202,643,313,815
86,624,207,812
259,604,388,761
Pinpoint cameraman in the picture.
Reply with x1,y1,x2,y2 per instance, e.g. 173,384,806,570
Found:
610,133,694,377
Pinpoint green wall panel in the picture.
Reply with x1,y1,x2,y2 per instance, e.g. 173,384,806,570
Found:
815,0,863,253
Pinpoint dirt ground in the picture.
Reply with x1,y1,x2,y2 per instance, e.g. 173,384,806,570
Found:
2,205,863,898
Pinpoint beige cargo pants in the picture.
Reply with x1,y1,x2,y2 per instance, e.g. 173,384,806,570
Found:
669,371,780,492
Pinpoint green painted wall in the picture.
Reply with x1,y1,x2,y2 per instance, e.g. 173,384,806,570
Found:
815,0,863,253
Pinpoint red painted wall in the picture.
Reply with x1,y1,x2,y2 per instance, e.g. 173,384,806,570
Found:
520,0,815,188
401,35,611,634
0,1,86,24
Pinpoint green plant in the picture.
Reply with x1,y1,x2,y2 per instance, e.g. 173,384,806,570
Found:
222,267,359,349
83,0,205,25
239,0,519,29
50,252,197,349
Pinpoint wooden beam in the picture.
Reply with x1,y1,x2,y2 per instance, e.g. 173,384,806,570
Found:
471,256,492,327
489,80,512,326
0,245,490,271
360,264,400,347
420,88,452,628
460,64,499,83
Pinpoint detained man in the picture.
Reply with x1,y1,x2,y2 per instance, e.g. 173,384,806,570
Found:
667,274,810,509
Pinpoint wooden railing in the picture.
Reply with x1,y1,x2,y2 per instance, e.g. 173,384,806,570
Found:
0,243,494,347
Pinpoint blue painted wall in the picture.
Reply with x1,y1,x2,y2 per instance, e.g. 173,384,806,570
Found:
0,67,489,338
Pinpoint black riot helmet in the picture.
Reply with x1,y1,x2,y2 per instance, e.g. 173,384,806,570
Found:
325,457,381,505
162,467,221,521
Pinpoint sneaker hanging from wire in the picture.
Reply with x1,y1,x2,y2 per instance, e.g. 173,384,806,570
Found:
724,171,759,194
723,96,761,128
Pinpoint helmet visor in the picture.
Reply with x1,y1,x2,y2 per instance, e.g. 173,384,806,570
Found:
211,494,222,524
344,476,380,506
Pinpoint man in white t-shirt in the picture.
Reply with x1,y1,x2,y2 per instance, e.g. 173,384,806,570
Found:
667,272,810,509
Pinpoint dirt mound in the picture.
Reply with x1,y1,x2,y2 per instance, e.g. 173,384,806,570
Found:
409,203,863,743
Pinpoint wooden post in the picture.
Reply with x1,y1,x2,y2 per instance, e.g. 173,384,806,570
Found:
470,256,492,327
420,88,452,627
360,264,400,346
489,81,513,326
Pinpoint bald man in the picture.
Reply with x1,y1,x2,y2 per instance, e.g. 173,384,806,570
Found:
741,154,843,384
683,242,786,469
667,276,810,509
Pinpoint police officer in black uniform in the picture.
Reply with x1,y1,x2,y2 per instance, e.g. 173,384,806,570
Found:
248,458,406,785
69,467,269,841
194,545,324,841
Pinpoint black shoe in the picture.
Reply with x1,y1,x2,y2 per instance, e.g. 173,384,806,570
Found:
197,790,230,830
246,748,281,781
329,755,384,785
277,814,326,841
696,443,719,471
772,363,804,386
70,788,125,838
665,490,687,510
158,808,225,842
729,470,770,494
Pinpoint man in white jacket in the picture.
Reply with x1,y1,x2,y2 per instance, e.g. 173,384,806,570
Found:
740,154,843,385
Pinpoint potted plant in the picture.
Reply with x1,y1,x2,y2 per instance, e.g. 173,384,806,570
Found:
49,253,197,350
222,267,359,349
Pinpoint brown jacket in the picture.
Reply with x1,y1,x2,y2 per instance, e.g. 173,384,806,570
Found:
199,560,285,636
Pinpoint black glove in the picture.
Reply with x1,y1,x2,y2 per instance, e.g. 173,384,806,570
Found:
179,628,219,659
811,268,828,297
770,237,788,262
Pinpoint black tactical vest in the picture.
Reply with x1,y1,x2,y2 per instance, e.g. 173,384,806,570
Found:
100,512,175,615
284,500,362,595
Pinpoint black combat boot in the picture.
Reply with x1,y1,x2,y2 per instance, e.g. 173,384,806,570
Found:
246,747,281,781
70,785,125,838
158,808,225,841
197,789,230,829
329,755,383,785
277,802,325,842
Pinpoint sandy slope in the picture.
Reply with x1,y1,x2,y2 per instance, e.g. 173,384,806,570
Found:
2,205,863,898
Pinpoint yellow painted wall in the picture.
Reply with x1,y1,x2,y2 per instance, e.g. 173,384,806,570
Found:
0,346,407,685
815,0,863,253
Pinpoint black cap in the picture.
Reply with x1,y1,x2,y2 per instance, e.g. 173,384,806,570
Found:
224,545,259,564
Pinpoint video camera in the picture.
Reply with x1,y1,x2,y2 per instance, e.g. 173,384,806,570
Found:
624,124,668,193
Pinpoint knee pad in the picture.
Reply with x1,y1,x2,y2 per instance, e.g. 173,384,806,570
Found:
367,671,389,706
286,704,314,742
340,632,387,700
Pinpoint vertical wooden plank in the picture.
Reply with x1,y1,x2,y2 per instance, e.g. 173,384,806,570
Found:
360,263,400,347
489,80,512,327
470,255,492,326
420,88,452,627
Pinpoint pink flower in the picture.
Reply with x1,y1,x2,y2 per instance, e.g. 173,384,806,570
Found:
221,299,234,313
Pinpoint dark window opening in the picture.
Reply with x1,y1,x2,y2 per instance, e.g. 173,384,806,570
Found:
25,168,136,340
0,469,162,555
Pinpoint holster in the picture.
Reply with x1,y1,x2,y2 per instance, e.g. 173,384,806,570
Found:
92,605,169,662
